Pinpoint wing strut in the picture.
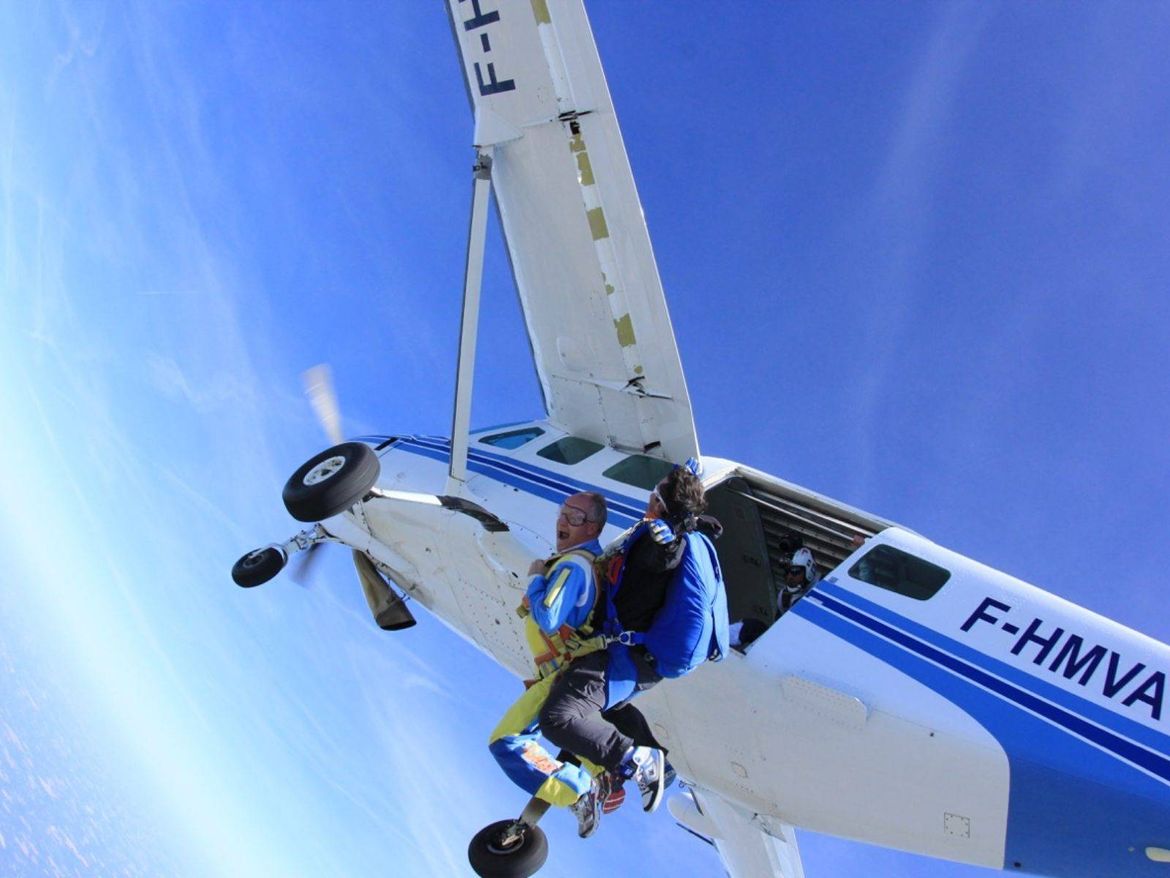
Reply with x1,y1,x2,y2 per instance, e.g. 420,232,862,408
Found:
447,147,493,493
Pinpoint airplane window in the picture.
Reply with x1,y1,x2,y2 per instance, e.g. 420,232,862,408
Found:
848,545,950,601
537,436,603,465
602,455,674,490
480,427,545,450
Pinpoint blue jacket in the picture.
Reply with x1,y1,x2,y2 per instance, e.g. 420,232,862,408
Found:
526,539,602,635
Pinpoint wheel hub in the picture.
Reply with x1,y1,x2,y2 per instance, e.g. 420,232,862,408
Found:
486,823,526,855
302,455,346,486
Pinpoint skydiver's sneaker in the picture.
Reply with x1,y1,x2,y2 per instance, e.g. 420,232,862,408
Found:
622,746,666,813
571,772,611,838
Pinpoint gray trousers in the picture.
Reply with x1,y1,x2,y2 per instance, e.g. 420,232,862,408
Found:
539,648,663,772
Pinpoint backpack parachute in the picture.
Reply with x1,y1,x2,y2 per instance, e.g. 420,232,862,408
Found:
607,524,730,679
645,531,730,677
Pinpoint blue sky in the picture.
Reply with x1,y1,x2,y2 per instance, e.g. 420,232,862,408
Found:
2,2,1169,876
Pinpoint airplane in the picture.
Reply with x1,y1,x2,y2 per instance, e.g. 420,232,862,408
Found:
231,2,1170,876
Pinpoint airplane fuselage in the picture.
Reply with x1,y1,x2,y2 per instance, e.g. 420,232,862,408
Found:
320,421,1170,878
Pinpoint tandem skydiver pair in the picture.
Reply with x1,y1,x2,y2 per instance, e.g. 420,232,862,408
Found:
488,461,729,839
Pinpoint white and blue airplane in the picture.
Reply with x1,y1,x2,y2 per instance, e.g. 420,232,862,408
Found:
233,2,1170,876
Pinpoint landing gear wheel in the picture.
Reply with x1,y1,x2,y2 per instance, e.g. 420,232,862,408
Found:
232,547,287,588
468,820,548,878
282,442,380,522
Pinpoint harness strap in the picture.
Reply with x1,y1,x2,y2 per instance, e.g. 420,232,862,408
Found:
530,547,601,675
608,630,645,647
601,522,651,639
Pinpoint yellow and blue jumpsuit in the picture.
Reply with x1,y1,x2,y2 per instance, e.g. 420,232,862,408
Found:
488,538,604,806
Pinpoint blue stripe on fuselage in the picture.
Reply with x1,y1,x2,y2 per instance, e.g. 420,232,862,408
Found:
389,436,644,528
793,587,1170,877
417,436,646,519
814,582,1170,765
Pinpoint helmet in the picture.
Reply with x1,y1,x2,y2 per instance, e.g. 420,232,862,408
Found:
789,548,817,584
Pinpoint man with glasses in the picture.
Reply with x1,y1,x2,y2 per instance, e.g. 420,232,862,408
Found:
539,462,718,824
487,491,614,838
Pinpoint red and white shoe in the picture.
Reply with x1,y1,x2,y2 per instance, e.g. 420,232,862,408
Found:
571,772,612,838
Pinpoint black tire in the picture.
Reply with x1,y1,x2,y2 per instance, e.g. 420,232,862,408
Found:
282,442,380,522
232,546,286,588
468,820,549,878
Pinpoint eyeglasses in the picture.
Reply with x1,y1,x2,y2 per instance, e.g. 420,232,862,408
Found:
786,566,806,578
559,505,588,527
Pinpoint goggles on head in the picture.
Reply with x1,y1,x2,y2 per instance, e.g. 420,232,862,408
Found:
650,485,667,510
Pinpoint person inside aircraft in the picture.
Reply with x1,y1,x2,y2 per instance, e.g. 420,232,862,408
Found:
781,546,820,612
487,491,614,838
539,461,719,830
734,534,803,647
734,543,820,649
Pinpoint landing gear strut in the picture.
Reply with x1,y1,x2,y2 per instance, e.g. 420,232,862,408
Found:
231,525,332,588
